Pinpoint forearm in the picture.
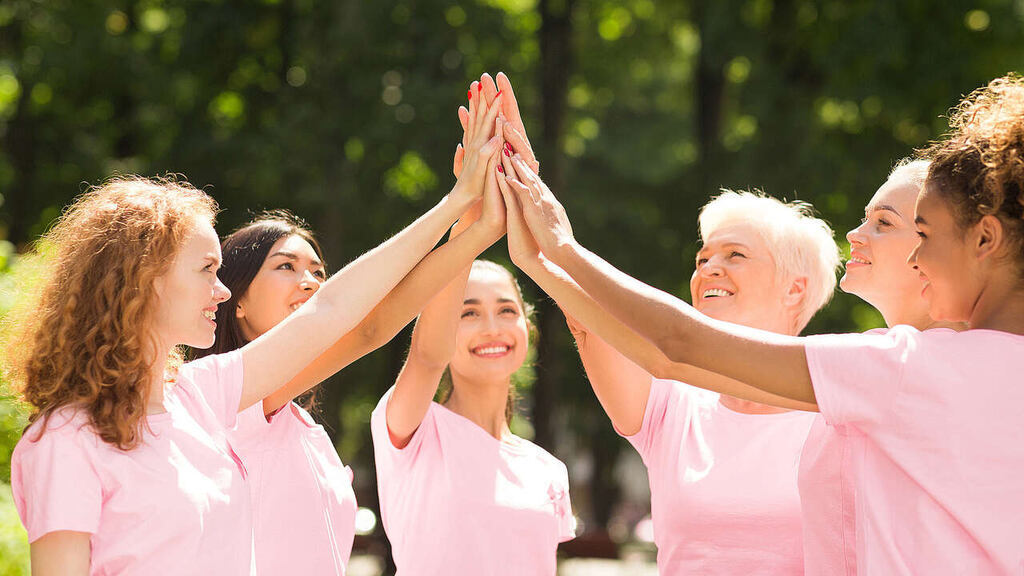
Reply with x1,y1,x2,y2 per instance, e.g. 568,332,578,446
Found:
549,241,816,404
239,191,472,411
261,222,496,413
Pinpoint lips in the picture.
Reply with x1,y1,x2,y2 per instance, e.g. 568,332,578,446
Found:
847,253,871,267
471,343,512,358
701,288,734,299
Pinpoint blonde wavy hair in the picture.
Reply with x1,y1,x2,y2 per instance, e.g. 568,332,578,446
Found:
924,73,1024,267
4,175,218,450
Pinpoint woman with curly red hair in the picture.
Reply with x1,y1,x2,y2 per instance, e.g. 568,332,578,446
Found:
502,74,1024,573
5,87,504,576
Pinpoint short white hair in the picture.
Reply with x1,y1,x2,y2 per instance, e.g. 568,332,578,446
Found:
698,189,841,331
888,157,931,189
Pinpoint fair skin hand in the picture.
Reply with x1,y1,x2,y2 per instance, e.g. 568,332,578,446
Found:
29,531,90,576
502,155,817,405
453,72,539,178
497,173,814,435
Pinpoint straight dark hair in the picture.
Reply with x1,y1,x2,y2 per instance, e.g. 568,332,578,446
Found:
193,210,326,411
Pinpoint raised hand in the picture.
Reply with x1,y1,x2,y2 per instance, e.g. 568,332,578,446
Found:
450,81,504,206
454,72,539,177
495,157,541,268
499,151,575,258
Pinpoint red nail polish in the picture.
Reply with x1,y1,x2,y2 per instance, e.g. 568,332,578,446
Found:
477,84,482,92
503,149,511,157
468,90,472,100
497,165,504,174
505,142,512,151
496,90,502,97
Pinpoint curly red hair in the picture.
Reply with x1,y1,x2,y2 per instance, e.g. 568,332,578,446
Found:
925,74,1024,267
5,175,218,450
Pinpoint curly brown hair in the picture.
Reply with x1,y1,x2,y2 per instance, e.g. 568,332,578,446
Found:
923,74,1024,268
4,175,218,450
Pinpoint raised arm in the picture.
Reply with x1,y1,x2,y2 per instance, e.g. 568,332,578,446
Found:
237,88,505,412
30,531,91,576
501,155,817,406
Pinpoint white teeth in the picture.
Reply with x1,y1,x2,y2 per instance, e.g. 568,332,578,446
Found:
474,346,509,355
849,257,871,265
290,301,305,312
702,289,732,298
203,310,216,321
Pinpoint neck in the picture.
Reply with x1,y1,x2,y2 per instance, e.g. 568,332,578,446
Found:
446,372,511,440
969,274,1024,334
719,394,791,415
146,344,171,415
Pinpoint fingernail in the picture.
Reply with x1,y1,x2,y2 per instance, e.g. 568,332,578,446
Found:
477,84,482,92
496,90,502,97
505,142,513,151
497,165,504,174
504,149,511,157
468,90,472,100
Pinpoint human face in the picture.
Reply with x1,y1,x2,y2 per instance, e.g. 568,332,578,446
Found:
450,268,530,383
690,223,799,333
235,234,326,341
909,185,978,322
841,175,926,320
152,218,231,350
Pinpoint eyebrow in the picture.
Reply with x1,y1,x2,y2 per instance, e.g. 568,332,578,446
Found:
866,204,902,217
696,242,751,255
268,250,324,267
463,298,517,305
914,215,928,225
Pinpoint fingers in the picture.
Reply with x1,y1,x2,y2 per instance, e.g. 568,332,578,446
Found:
458,106,470,146
466,82,478,143
503,123,539,174
479,73,499,107
472,81,487,141
508,154,540,192
453,143,464,178
474,92,504,148
496,72,526,137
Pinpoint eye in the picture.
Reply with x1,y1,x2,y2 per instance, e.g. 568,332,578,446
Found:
461,309,479,319
876,217,892,228
277,262,295,271
203,263,217,273
499,306,519,316
729,251,746,259
696,257,708,266
313,269,327,280
916,230,927,238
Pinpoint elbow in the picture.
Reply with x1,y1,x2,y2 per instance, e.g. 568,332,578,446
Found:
652,329,691,365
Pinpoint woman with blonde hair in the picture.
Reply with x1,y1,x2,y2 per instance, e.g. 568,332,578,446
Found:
7,82,505,575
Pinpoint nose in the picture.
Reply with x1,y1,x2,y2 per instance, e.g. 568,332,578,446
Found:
481,312,501,335
846,221,867,245
214,278,231,303
698,256,725,278
907,242,920,270
299,269,321,293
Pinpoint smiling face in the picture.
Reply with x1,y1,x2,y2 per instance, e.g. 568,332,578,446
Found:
690,223,801,333
841,173,930,323
449,267,530,384
234,234,326,341
909,184,979,322
152,218,232,349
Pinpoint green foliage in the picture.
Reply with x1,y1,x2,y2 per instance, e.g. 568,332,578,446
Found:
0,252,29,575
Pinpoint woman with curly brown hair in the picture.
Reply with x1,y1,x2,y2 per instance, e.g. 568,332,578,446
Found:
501,74,1024,574
5,86,505,576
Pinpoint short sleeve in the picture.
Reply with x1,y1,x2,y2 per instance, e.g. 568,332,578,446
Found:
370,387,439,478
619,378,697,464
805,326,914,428
552,461,576,542
11,418,103,542
178,350,244,428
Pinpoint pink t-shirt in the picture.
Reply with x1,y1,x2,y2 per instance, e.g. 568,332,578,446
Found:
230,400,358,576
806,326,1024,575
623,378,816,575
797,416,861,576
371,387,575,575
11,351,253,576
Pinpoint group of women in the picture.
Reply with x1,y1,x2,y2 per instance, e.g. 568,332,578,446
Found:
5,70,1023,576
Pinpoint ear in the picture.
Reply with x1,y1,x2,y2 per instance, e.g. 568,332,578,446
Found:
235,302,245,320
974,214,1004,262
783,276,808,308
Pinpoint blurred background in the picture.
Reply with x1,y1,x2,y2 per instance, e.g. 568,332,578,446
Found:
0,0,1022,573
